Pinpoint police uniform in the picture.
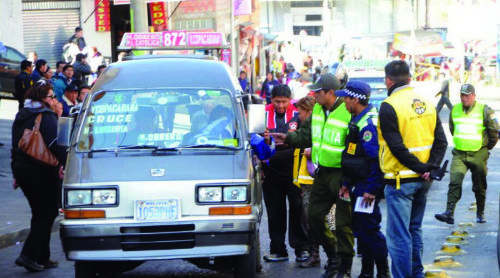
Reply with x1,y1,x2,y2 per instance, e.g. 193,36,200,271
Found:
337,80,389,278
437,84,499,224
285,73,354,278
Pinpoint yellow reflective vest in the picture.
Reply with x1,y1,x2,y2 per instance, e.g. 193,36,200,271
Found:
311,102,351,168
293,149,314,187
451,102,485,151
378,86,436,189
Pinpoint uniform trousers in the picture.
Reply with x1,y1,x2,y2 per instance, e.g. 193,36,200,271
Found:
308,167,354,258
447,147,489,213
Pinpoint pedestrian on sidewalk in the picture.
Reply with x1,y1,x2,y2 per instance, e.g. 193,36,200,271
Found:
14,60,33,110
378,60,448,278
11,80,67,272
435,79,453,113
336,80,390,278
272,73,355,278
435,84,499,225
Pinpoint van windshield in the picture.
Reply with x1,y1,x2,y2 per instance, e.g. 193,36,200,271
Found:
76,89,240,151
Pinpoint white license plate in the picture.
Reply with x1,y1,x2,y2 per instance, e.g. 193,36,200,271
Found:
134,199,180,221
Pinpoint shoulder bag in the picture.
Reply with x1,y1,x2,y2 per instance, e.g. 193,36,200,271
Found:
18,113,60,167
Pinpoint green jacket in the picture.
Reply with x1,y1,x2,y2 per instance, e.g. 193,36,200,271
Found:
449,101,499,150
285,98,345,149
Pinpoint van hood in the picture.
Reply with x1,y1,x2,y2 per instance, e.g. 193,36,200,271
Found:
64,151,251,184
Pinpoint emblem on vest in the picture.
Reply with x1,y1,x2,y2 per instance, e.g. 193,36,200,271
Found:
412,99,426,115
288,121,298,131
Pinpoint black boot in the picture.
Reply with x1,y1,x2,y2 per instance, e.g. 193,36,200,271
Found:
320,255,339,278
434,202,455,224
375,258,390,278
476,198,487,223
336,257,352,278
358,256,374,278
299,250,320,268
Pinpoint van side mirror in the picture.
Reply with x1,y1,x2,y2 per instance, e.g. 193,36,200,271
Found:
247,104,266,134
57,117,74,147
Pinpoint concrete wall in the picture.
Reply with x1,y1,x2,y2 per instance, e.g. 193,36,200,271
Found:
0,0,24,52
80,1,112,58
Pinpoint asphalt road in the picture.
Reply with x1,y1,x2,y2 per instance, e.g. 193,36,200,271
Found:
1,81,500,277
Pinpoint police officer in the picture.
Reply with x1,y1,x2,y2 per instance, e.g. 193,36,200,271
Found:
336,81,389,278
435,84,499,224
272,73,354,278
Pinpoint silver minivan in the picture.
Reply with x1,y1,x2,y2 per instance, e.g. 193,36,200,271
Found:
58,55,264,278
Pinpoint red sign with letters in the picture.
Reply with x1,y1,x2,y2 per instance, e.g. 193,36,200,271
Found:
95,0,110,32
149,2,168,32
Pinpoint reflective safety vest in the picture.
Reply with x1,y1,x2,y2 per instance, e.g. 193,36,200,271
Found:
311,102,351,168
293,149,315,187
378,86,436,189
451,102,485,151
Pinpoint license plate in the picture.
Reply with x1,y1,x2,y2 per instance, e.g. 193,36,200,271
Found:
134,199,180,221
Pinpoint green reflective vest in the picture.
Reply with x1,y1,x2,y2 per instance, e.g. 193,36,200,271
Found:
452,102,485,151
311,102,351,168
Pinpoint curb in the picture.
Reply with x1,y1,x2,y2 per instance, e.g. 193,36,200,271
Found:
0,217,62,250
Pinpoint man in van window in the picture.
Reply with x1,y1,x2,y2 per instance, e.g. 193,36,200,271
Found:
261,84,309,264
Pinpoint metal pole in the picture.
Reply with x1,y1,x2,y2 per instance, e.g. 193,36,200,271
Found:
130,0,148,33
230,0,237,75
266,0,270,33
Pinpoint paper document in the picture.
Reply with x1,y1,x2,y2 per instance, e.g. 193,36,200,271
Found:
354,197,375,214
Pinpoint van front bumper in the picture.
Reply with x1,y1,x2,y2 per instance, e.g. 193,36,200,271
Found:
60,219,257,261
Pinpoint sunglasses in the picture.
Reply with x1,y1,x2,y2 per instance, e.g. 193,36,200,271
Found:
46,94,57,99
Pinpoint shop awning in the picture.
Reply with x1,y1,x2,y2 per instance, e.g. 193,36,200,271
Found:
392,30,444,56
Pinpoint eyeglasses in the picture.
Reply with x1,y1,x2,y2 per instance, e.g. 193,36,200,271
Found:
46,94,56,99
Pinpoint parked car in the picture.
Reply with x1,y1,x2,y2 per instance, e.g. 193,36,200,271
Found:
0,44,26,98
57,55,264,278
348,69,388,109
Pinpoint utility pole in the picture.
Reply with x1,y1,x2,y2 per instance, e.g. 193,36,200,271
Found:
130,0,148,33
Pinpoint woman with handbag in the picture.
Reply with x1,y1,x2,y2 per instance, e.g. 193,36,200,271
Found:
11,80,67,272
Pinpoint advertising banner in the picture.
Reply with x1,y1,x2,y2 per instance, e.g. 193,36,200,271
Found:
95,0,111,32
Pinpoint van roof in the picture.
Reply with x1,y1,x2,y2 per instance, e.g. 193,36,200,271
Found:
93,56,237,91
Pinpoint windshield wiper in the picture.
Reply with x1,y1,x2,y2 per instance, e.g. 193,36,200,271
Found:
182,144,240,150
116,145,159,150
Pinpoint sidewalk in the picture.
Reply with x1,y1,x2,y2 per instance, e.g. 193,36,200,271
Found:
0,99,60,250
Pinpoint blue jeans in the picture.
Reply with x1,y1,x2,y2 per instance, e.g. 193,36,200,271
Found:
384,181,431,278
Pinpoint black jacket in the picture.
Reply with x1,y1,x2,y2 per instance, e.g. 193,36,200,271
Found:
11,106,67,176
14,71,31,104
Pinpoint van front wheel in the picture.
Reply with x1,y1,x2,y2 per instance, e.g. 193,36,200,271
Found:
74,261,117,278
234,233,260,278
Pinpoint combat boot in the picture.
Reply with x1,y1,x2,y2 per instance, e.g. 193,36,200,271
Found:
357,256,374,278
336,257,353,278
320,255,339,278
476,199,487,223
299,250,320,268
434,202,455,224
375,258,390,278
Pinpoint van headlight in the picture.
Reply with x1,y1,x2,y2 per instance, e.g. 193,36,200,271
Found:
198,187,222,202
223,186,247,202
67,189,117,206
197,185,248,203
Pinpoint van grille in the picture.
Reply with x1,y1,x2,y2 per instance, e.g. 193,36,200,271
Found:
120,224,195,251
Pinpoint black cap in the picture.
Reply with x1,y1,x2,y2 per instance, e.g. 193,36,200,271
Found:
460,84,475,95
65,83,78,92
307,73,341,92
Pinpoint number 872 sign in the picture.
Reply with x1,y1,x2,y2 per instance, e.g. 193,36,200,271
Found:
163,30,187,47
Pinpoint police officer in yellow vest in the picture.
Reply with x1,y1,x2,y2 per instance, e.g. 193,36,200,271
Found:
435,84,499,225
272,73,354,278
378,61,448,278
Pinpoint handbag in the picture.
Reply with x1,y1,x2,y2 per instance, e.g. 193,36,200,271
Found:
18,113,59,167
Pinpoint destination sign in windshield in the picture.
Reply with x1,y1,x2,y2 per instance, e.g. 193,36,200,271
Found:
121,31,227,49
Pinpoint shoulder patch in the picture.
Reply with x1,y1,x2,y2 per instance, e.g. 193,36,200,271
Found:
288,121,298,131
363,130,373,142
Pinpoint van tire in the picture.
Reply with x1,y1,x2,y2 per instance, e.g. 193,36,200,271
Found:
75,261,143,278
234,233,260,278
